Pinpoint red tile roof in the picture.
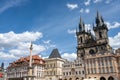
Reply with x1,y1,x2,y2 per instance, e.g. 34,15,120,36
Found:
7,55,45,68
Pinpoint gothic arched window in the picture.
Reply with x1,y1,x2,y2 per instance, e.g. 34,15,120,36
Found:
80,37,83,43
99,31,102,38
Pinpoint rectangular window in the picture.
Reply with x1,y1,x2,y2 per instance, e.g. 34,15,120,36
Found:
69,72,71,75
107,68,109,73
99,68,101,73
79,71,81,74
94,68,96,73
80,37,83,43
82,71,84,74
111,67,113,73
76,71,78,75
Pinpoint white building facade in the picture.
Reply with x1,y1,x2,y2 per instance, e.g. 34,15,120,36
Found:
7,55,45,80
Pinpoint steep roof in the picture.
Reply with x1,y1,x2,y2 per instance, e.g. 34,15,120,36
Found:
49,48,61,58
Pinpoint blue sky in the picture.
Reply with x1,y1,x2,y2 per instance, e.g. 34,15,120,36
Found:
0,0,120,67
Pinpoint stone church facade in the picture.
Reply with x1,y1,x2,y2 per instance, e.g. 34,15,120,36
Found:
62,12,120,80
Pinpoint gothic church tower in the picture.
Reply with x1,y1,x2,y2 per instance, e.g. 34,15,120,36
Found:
76,11,112,59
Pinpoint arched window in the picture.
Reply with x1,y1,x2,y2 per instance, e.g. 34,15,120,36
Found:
108,76,114,80
100,77,106,80
99,31,102,38
76,77,79,80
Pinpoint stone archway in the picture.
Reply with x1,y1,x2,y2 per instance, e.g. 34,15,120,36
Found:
108,76,114,80
76,77,79,80
100,77,106,80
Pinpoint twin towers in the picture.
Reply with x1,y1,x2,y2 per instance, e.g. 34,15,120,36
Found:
76,11,111,59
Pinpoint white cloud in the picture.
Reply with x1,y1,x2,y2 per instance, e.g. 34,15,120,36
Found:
61,53,77,61
105,0,112,4
0,0,28,14
84,0,91,6
105,22,120,29
80,8,84,13
43,40,56,49
0,52,17,60
93,0,102,3
66,3,78,10
109,32,120,49
0,31,46,60
43,40,51,44
67,29,76,34
9,42,45,57
0,31,42,48
85,8,90,13
80,8,90,14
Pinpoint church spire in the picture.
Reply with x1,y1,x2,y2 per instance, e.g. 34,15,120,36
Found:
101,16,104,23
83,22,85,32
79,16,85,32
96,11,103,26
96,10,101,20
1,62,4,69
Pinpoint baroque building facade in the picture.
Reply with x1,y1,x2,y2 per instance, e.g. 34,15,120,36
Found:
7,55,45,80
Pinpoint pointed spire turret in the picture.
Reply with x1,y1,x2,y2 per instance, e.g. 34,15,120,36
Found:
101,16,104,23
83,22,85,32
96,11,103,26
79,17,83,31
79,16,85,32
1,62,4,69
96,10,101,20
